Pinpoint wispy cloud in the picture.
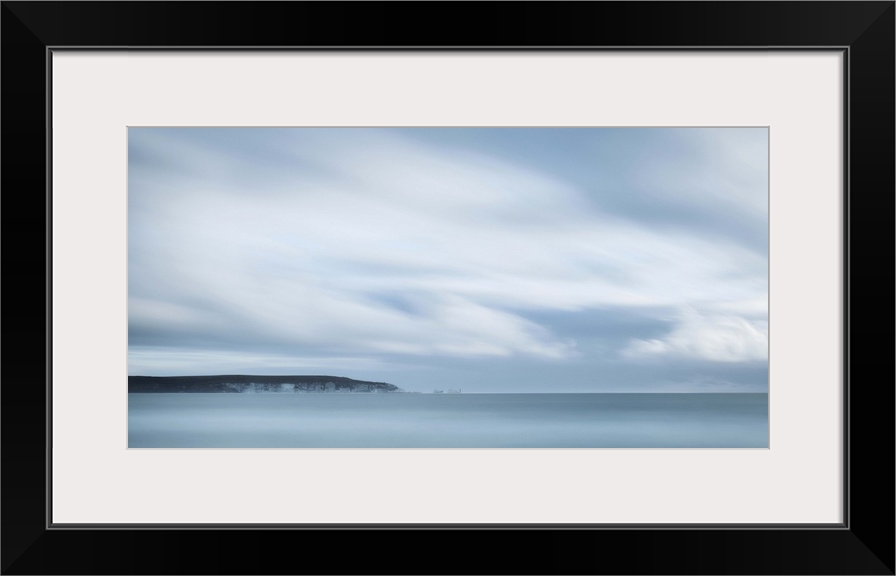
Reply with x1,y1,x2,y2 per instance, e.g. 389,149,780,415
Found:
621,307,768,363
129,128,768,390
127,348,410,377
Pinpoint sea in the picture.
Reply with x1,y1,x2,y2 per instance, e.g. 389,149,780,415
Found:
128,392,768,448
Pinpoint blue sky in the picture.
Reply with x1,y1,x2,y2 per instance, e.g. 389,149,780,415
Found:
128,127,768,392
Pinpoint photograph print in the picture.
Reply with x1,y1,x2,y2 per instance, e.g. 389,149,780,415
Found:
128,127,769,448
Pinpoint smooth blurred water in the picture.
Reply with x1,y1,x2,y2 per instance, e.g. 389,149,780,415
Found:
128,393,768,448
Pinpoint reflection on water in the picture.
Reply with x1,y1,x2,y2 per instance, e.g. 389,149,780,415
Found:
128,393,768,448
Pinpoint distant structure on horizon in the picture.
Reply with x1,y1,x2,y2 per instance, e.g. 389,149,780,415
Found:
128,375,401,393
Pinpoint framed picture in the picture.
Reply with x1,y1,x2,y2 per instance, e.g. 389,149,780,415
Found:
3,2,892,574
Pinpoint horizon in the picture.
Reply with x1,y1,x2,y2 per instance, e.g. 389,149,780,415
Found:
127,373,767,394
128,127,769,394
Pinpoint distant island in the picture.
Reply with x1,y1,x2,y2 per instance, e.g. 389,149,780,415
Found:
128,375,402,393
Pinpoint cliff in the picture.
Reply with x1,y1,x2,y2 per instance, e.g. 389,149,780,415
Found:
128,375,401,393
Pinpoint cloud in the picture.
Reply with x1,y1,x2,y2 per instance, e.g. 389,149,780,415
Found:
621,307,768,362
128,128,768,387
127,348,410,377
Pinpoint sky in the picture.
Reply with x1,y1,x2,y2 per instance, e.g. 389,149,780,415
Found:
128,127,768,393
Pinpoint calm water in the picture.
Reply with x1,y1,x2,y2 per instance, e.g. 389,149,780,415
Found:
128,393,768,448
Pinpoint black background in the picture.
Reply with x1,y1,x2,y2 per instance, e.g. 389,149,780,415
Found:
2,2,893,574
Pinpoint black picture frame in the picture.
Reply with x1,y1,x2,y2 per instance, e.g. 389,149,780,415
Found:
2,2,893,574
